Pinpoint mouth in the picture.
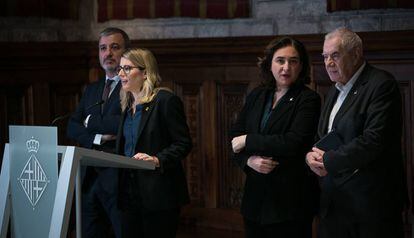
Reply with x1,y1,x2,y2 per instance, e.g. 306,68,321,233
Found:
328,70,339,75
104,58,115,65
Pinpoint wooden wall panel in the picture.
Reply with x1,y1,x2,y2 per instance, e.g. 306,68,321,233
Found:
216,82,249,209
0,84,33,157
0,42,94,158
176,81,204,206
1,31,414,237
49,83,84,145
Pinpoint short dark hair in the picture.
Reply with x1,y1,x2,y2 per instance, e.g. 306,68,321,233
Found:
258,37,311,88
99,27,131,49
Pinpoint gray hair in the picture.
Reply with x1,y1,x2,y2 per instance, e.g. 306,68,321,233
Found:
325,27,363,54
99,27,131,49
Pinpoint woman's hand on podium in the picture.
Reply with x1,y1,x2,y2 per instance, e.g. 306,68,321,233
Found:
132,152,160,167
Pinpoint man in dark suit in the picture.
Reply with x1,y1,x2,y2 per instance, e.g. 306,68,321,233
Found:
66,27,130,238
306,27,406,238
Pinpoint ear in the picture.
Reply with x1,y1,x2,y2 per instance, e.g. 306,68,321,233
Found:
143,70,147,79
353,47,363,65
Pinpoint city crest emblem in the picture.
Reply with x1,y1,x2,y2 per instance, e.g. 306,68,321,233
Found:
17,137,50,209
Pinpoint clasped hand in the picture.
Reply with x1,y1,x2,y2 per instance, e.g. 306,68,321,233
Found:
247,156,278,174
231,135,247,153
305,147,327,176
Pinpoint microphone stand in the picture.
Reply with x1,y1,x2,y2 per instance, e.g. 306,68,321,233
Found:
50,100,105,126
50,114,71,126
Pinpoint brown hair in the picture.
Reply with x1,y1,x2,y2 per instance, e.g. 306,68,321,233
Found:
258,37,311,89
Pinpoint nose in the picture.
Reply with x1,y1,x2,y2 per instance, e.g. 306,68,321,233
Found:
118,68,125,77
325,59,335,67
103,48,113,58
282,61,291,70
108,49,113,58
324,55,336,65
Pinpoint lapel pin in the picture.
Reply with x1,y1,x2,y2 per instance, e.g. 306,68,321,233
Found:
353,91,358,95
289,97,294,101
145,107,149,111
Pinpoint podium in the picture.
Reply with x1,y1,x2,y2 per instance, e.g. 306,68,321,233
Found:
0,144,155,238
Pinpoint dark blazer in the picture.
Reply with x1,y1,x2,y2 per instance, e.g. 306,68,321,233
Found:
231,84,321,224
66,78,122,191
67,78,122,151
115,90,192,211
318,63,406,221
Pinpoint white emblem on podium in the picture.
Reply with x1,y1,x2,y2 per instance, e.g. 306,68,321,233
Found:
17,137,50,210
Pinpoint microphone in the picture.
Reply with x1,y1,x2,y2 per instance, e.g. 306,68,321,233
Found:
50,114,71,126
50,100,105,126
86,100,105,110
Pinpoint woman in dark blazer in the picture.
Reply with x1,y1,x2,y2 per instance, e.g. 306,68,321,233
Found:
231,37,321,238
115,48,192,238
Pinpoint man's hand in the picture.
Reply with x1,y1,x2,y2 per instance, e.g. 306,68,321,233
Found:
306,147,327,176
102,134,117,143
247,155,279,174
232,135,247,153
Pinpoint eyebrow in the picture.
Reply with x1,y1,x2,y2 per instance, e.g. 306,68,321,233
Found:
99,43,121,47
276,56,299,59
274,56,300,59
322,51,339,55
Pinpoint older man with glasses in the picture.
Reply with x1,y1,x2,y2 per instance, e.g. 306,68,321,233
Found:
306,27,406,238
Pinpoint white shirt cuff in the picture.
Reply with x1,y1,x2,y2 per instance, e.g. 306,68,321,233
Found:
93,134,103,145
84,114,91,128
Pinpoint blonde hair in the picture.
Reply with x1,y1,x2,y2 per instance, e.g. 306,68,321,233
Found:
120,48,165,112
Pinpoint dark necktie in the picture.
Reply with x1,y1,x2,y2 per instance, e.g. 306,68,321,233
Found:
101,79,113,111
102,79,114,101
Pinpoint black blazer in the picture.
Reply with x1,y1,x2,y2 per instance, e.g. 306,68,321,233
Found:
115,90,192,211
67,78,122,151
66,78,122,191
231,84,321,224
318,63,406,221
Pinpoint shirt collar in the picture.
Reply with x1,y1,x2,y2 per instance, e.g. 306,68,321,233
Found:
335,62,366,93
106,75,120,83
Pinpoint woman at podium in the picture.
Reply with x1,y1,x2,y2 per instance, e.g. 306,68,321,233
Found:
115,48,192,238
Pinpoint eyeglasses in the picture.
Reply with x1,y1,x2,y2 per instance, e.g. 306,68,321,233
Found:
116,65,143,75
322,52,341,62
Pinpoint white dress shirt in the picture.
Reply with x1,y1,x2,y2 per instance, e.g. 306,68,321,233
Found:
86,76,120,145
328,62,366,132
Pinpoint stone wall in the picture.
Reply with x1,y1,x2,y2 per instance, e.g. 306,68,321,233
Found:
1,0,414,41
